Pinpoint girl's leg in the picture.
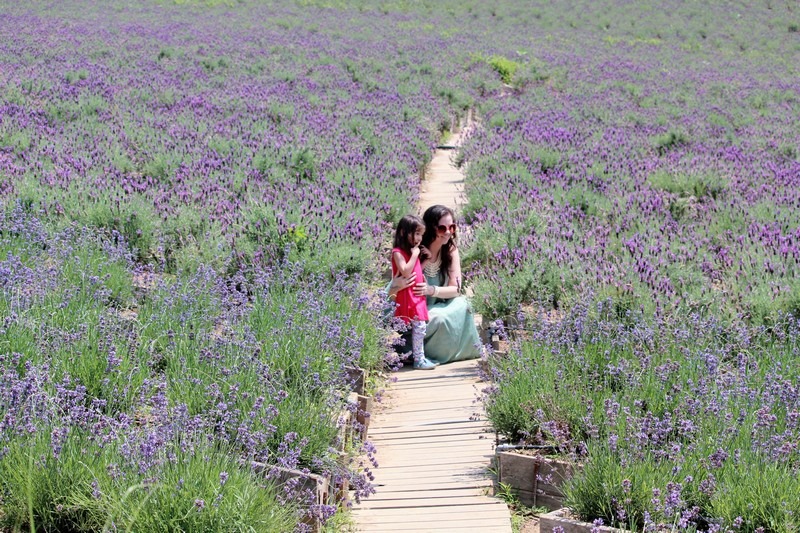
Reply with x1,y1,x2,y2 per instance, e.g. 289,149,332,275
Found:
411,320,427,363
411,321,436,370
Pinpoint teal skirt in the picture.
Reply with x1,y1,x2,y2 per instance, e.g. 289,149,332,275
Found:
424,293,482,364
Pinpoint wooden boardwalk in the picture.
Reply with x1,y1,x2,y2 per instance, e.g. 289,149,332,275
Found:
417,126,472,214
351,361,511,532
352,118,512,532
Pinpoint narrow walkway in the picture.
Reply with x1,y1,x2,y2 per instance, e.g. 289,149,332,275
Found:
418,132,469,213
352,121,512,532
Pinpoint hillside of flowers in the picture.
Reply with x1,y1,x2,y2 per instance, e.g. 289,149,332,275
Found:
0,0,496,529
2,0,800,530
457,1,800,530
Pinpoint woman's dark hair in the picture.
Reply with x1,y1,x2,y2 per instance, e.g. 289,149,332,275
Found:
421,204,457,281
393,214,424,253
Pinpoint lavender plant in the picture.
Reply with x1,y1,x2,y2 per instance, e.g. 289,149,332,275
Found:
485,302,800,529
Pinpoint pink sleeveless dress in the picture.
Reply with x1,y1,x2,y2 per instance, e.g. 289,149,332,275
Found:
391,248,429,323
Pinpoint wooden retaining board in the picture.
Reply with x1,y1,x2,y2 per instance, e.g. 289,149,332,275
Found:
495,450,575,510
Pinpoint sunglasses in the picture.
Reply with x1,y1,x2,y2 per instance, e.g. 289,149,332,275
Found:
436,224,457,235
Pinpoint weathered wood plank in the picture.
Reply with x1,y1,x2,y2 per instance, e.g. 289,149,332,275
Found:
356,495,499,509
367,488,486,500
372,480,494,492
353,504,510,520
374,453,492,466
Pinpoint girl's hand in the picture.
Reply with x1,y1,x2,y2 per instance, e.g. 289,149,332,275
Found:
411,245,420,256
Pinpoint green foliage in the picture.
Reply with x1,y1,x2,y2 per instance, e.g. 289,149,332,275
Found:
83,195,158,262
140,153,173,182
564,447,659,530
595,284,641,323
157,46,177,60
473,260,575,318
487,55,521,84
64,69,88,84
289,146,316,181
200,56,229,71
534,147,560,171
648,170,726,200
742,281,800,327
486,341,588,443
565,184,612,217
650,129,689,154
80,94,107,116
0,433,296,532
0,130,32,153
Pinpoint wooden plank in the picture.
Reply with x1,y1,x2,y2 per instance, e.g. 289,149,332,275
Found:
356,505,511,515
369,417,488,429
372,480,493,492
357,524,510,533
375,460,494,472
374,460,493,473
370,416,488,427
356,520,511,532
377,454,494,467
374,397,480,408
356,495,497,509
377,404,484,414
370,433,494,448
352,504,509,520
369,436,492,447
369,430,491,442
371,408,484,419
368,422,490,437
371,477,490,486
371,429,493,441
367,488,486,500
356,523,510,533
373,451,491,464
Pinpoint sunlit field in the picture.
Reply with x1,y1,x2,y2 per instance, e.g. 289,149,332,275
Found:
2,0,799,530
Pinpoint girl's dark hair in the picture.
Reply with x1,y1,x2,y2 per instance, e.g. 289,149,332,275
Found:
393,214,424,253
421,204,457,281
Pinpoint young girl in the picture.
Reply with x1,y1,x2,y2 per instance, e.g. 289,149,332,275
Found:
391,215,437,370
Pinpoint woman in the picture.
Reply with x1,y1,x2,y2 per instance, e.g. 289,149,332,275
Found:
389,205,482,364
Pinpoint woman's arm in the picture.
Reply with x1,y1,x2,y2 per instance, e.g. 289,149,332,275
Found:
447,247,463,289
411,247,463,300
388,271,417,300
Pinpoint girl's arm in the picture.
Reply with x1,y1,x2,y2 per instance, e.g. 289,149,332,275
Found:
392,248,419,278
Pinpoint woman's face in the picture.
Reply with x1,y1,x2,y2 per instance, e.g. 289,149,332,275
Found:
434,213,455,244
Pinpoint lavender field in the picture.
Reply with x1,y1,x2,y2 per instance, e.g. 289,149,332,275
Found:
1,0,799,531
460,1,800,530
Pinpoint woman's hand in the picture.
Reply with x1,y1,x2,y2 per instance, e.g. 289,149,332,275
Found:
389,271,416,296
412,281,430,297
